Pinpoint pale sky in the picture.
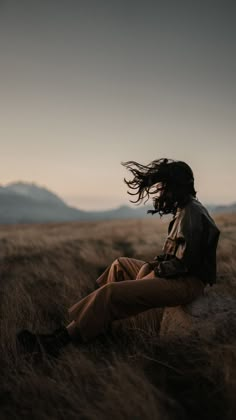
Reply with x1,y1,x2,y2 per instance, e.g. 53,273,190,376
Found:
1,0,235,210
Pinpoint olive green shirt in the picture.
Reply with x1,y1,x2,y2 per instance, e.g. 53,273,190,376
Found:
155,197,220,285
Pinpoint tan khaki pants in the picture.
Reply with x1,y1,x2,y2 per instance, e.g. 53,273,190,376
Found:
68,257,205,342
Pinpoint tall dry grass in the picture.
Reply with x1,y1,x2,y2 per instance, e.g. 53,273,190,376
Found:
0,215,236,419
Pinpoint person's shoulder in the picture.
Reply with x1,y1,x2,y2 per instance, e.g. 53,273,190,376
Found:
175,198,202,234
175,198,200,229
187,197,206,213
186,197,220,233
178,197,203,219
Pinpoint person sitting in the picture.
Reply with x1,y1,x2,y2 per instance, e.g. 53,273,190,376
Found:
17,158,220,357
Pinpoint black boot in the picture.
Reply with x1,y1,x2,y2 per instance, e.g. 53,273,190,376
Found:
17,326,72,358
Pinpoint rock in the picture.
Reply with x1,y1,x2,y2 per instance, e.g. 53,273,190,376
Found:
160,285,236,340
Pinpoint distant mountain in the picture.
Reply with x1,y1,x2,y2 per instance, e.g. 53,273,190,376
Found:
0,182,145,224
4,182,66,206
0,188,86,224
0,182,235,224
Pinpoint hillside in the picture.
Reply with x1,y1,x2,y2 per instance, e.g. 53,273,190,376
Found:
4,182,67,206
0,214,236,419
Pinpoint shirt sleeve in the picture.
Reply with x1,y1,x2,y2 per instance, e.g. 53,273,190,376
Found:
175,209,203,272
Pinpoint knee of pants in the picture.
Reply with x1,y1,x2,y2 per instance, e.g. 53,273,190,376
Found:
111,257,125,268
110,258,118,269
110,257,126,274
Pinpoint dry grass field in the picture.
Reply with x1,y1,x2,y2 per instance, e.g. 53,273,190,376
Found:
0,214,236,420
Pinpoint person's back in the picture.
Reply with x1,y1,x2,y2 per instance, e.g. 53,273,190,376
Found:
188,198,220,285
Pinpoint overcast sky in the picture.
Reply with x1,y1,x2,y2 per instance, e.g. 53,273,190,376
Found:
1,0,235,210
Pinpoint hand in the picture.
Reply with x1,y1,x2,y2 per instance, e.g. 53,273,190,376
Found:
136,262,154,279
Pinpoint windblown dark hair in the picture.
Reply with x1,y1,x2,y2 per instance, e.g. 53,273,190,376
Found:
122,158,196,215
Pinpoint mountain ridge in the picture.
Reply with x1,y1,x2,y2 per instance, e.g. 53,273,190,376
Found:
0,181,235,224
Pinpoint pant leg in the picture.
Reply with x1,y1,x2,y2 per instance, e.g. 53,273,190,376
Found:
68,271,205,342
95,257,145,287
